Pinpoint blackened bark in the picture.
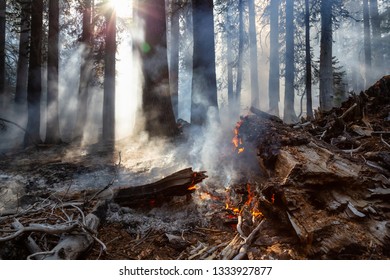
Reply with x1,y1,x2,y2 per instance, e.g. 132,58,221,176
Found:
191,0,218,126
319,0,333,111
138,0,178,137
46,0,61,144
24,0,43,146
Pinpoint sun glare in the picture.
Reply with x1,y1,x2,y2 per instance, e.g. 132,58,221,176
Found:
109,0,132,18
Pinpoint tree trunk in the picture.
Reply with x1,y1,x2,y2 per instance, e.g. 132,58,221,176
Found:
268,0,280,116
168,0,180,120
102,3,116,143
138,0,178,137
14,1,31,105
248,0,260,108
283,0,296,124
0,0,5,108
226,9,234,113
363,0,372,88
46,0,61,144
305,0,313,118
319,0,333,111
24,0,43,146
369,0,382,80
74,0,93,141
234,0,244,116
191,0,218,126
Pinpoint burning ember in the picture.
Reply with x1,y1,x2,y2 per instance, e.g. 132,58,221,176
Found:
224,183,263,221
187,185,198,191
232,120,245,154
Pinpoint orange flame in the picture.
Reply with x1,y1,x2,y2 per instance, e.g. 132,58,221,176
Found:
232,120,245,154
187,185,198,191
224,183,263,219
251,209,263,218
226,203,241,214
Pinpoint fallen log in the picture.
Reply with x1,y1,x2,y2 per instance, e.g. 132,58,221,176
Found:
104,168,207,207
58,168,207,208
236,100,390,258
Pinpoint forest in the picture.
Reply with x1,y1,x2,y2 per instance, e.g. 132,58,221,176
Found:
0,0,390,260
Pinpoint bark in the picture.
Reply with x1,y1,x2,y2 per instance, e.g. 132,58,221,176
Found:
226,10,234,112
248,0,260,108
319,0,333,111
268,0,280,116
191,0,218,126
15,1,31,105
57,168,207,208
363,0,372,88
283,0,297,124
0,0,5,108
24,0,43,146
74,0,93,141
369,0,382,79
305,0,313,118
138,0,178,137
168,0,180,119
102,4,116,143
46,0,61,144
111,168,207,207
234,0,244,116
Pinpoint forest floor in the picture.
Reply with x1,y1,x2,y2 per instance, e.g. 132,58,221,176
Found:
1,76,390,260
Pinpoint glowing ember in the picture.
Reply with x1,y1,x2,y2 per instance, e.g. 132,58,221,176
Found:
187,185,198,191
224,183,263,219
232,120,245,154
251,209,263,218
226,203,241,214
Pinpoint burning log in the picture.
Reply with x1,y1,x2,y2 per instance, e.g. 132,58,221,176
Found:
59,168,207,208
108,168,207,208
229,78,390,258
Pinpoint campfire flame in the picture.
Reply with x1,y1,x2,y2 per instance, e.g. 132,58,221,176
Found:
232,120,245,154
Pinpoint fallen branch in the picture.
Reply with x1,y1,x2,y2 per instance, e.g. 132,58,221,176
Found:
293,121,312,129
380,134,390,149
233,219,265,260
42,201,107,260
339,103,357,120
12,220,44,260
236,215,247,240
340,145,364,154
0,220,79,243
